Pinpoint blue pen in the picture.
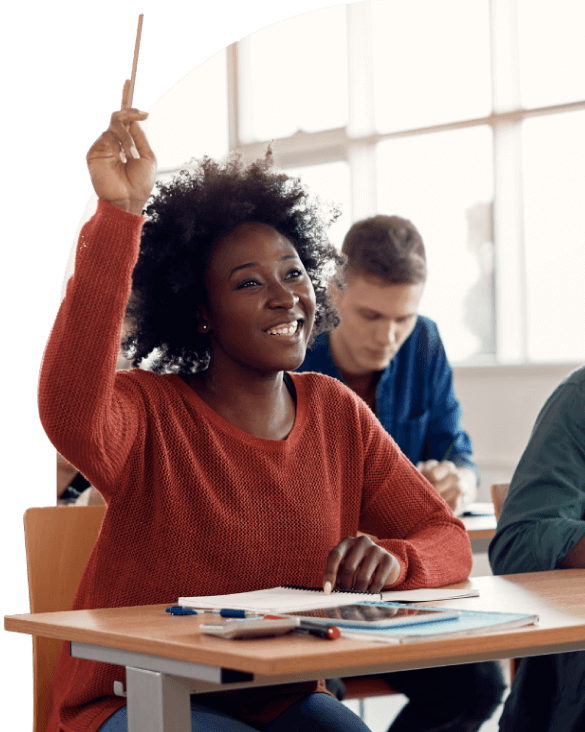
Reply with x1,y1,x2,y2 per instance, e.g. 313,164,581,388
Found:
210,609,259,618
166,606,198,616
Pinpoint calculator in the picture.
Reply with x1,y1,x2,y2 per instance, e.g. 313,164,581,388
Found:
200,616,300,639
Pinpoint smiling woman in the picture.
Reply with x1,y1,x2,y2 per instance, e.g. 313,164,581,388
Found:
37,105,473,732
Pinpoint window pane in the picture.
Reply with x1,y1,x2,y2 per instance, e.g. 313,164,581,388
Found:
523,111,585,362
518,0,585,108
238,6,348,142
376,126,494,363
372,0,491,132
286,161,351,252
147,50,228,171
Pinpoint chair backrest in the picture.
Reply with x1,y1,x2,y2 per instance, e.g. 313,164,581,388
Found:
490,483,510,522
23,505,106,732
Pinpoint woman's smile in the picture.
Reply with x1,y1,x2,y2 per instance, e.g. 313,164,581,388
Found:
265,319,303,337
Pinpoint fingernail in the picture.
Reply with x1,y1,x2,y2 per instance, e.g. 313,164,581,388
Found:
130,145,140,159
323,581,332,595
119,149,127,164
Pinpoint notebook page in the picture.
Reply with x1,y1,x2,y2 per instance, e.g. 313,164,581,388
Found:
179,586,381,612
380,587,480,603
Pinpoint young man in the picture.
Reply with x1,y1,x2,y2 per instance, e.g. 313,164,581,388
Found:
298,215,505,732
298,214,478,514
489,367,585,732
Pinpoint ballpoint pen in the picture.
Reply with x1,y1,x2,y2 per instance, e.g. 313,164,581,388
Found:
166,606,198,616
211,608,259,618
296,619,341,640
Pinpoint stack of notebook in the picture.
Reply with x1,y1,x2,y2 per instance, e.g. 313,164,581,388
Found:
177,584,538,642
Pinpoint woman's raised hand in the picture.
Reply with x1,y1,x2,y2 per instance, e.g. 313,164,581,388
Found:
86,100,157,215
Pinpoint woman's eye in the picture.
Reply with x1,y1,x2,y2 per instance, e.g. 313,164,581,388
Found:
286,268,303,279
237,279,260,289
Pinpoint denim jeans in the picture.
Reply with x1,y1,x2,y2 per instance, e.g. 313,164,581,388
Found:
97,691,372,732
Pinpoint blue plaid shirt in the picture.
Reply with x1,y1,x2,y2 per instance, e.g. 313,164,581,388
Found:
297,316,476,475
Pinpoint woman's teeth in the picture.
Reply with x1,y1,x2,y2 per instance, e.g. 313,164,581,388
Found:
267,321,298,336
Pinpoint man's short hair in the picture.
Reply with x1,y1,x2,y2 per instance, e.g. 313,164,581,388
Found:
342,215,426,284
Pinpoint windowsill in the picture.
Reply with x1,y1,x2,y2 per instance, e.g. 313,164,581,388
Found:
452,360,583,377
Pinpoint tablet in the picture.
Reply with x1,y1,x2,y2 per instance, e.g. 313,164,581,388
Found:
285,603,460,629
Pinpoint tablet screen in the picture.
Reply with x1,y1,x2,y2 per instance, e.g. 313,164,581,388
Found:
286,603,460,628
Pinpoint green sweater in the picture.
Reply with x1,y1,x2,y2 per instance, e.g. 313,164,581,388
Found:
489,365,585,732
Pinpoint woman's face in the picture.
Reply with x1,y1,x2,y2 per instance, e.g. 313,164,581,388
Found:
203,222,316,376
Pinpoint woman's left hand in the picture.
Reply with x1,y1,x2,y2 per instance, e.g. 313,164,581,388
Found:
322,535,401,594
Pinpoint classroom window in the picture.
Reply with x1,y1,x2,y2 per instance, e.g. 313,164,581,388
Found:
371,0,492,132
156,0,585,365
377,126,494,363
522,110,585,362
237,6,349,143
517,0,585,109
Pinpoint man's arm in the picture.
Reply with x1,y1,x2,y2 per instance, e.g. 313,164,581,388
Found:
489,372,585,575
417,321,478,514
559,533,585,568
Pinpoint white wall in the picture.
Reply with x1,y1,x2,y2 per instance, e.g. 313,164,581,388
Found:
453,362,581,498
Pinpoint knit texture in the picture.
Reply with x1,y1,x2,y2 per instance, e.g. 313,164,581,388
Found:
38,200,472,732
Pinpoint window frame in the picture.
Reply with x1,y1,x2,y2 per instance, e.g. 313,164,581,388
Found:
160,0,585,366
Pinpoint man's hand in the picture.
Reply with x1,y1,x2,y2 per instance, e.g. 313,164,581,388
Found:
322,535,401,593
416,460,477,515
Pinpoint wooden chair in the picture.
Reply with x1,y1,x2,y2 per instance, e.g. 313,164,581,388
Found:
491,483,510,521
23,505,107,732
343,676,399,718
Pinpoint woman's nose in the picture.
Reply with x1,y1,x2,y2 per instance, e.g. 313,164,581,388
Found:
267,281,297,309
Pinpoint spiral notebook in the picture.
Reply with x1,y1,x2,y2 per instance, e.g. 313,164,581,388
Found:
178,586,382,613
178,584,479,613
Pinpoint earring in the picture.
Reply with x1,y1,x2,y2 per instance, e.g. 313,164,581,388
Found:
202,324,207,331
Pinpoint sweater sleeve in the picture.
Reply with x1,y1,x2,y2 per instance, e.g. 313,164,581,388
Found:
489,373,585,575
38,199,146,494
357,398,472,589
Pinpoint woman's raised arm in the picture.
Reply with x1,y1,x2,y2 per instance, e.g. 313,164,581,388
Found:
39,103,157,492
86,103,157,214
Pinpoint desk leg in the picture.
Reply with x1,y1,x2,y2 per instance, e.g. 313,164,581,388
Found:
126,666,192,732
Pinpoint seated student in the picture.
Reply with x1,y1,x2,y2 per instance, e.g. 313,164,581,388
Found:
298,215,478,515
489,367,585,732
298,216,505,732
38,103,473,732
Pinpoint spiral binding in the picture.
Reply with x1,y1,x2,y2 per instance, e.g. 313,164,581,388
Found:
284,584,378,595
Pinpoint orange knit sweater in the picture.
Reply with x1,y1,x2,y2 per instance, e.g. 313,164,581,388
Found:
38,200,472,732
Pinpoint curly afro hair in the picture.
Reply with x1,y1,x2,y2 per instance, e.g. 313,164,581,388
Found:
123,152,345,375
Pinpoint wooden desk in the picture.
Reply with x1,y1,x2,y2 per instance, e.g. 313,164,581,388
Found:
6,570,585,732
462,514,497,552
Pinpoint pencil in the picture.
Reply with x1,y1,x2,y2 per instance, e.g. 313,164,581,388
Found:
441,436,458,462
125,14,144,110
